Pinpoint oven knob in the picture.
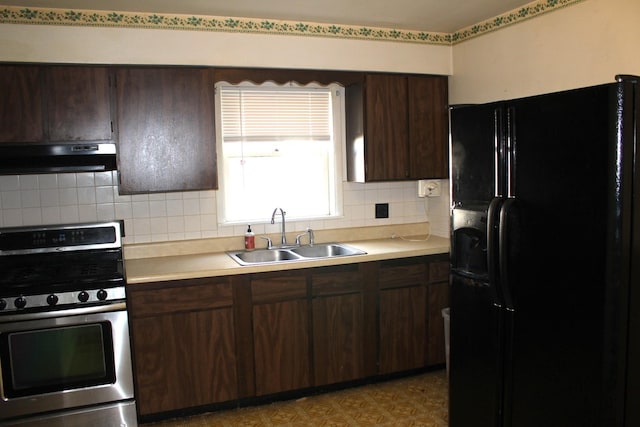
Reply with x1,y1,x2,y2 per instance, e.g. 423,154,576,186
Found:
97,289,108,301
0,299,6,310
15,296,27,309
78,291,90,303
47,294,59,306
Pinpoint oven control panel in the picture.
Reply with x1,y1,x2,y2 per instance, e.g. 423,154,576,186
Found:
0,286,127,313
0,221,123,255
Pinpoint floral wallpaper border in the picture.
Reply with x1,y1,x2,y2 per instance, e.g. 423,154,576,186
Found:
0,0,584,45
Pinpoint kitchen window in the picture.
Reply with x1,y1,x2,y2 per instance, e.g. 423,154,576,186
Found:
215,81,345,225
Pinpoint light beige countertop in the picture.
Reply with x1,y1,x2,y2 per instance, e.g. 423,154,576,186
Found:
124,223,450,285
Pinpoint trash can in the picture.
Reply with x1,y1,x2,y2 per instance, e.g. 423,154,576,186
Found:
442,307,450,376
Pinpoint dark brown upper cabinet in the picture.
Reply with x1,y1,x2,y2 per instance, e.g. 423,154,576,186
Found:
0,65,113,144
46,66,114,142
0,65,43,143
114,67,217,194
346,73,449,182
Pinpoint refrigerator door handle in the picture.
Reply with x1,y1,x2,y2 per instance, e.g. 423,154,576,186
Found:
494,106,508,197
499,198,516,312
506,106,516,198
488,196,504,308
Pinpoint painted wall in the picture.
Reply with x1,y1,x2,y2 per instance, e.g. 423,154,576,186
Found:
0,24,451,74
450,0,640,104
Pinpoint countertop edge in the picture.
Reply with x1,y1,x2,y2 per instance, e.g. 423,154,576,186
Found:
125,235,450,285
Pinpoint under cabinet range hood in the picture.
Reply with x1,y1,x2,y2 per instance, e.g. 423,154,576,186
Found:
0,143,118,175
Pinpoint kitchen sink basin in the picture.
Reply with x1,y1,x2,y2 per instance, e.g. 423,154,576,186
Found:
231,249,302,264
227,243,366,266
290,243,364,258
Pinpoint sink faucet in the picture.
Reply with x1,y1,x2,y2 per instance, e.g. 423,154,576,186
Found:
271,207,287,246
295,227,315,246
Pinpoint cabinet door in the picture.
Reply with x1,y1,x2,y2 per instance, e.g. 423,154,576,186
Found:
378,258,428,374
45,66,113,142
379,286,428,374
0,65,43,142
347,73,449,182
408,75,449,179
131,308,237,415
115,67,217,194
251,273,310,396
128,279,237,416
312,265,370,386
364,73,409,181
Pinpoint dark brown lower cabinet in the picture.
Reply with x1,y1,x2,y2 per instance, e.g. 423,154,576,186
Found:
128,255,449,419
378,256,450,375
379,284,428,374
128,278,238,416
250,271,311,396
311,264,376,386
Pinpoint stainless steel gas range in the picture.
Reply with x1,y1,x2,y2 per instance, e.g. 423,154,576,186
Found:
0,221,137,427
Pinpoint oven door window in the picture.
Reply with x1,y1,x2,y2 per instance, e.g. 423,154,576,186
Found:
1,322,116,398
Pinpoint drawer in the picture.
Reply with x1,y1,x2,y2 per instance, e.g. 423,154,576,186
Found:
312,264,363,296
429,260,450,283
128,277,233,317
378,258,427,289
251,271,307,303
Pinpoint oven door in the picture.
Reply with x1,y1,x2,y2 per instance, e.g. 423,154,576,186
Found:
0,303,135,424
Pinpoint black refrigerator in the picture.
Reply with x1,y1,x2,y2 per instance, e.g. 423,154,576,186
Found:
448,75,640,427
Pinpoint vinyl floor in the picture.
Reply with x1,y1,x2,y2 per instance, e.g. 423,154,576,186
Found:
145,370,448,427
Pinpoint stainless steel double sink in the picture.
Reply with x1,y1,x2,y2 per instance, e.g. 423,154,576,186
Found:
227,243,366,266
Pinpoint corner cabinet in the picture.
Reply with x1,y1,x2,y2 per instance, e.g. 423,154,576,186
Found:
114,67,217,194
127,277,238,416
345,73,449,182
0,65,114,143
378,255,450,374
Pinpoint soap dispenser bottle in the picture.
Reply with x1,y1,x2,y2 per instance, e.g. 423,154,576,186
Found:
244,225,255,250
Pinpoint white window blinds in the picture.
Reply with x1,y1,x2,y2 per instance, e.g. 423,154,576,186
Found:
215,82,344,225
219,86,332,143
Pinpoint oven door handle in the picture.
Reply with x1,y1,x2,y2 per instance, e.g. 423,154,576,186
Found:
0,302,127,323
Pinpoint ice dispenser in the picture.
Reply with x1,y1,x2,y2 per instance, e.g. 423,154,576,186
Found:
451,207,488,278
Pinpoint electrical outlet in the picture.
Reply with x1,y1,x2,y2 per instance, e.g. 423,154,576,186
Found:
418,179,441,197
375,203,389,218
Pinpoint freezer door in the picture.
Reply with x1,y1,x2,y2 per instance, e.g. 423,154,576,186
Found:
450,102,506,206
449,273,504,427
450,203,508,427
450,102,508,427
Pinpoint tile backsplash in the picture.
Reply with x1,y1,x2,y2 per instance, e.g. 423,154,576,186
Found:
0,171,450,244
